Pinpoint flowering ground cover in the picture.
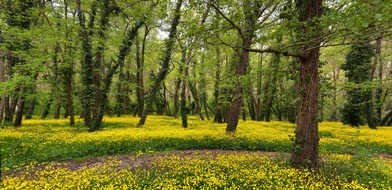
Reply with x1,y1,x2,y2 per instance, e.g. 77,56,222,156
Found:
1,115,391,189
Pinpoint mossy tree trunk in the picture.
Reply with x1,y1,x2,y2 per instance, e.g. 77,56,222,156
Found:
76,0,94,131
138,0,183,126
92,20,145,131
291,0,323,169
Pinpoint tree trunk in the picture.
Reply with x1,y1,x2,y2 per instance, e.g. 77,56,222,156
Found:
374,36,383,123
138,0,183,126
262,54,280,122
92,0,110,119
214,48,223,123
77,0,94,131
54,103,61,119
4,53,13,123
0,52,4,123
255,54,263,121
14,97,26,127
173,74,182,118
226,1,257,133
135,35,144,117
330,68,340,121
0,97,4,124
291,0,322,169
189,81,204,120
115,63,124,117
64,0,75,126
25,98,36,119
41,98,53,119
92,20,144,131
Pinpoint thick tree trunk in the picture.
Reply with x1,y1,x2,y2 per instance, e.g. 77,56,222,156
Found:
14,97,26,127
138,0,183,126
226,1,257,133
226,50,248,132
92,0,110,119
92,20,144,131
291,0,322,169
4,96,11,123
77,0,94,130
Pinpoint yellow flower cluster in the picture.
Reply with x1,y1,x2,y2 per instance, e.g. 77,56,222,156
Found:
1,153,373,189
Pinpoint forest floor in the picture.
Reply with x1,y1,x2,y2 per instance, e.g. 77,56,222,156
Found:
3,149,392,179
1,150,284,179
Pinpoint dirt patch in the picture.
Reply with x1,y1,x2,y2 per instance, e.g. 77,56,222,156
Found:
1,150,285,179
379,153,392,166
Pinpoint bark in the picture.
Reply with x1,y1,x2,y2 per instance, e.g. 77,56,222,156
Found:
77,0,95,130
0,96,3,124
255,54,263,121
246,78,256,121
262,54,280,122
4,53,13,123
226,1,258,133
93,0,111,119
41,98,53,119
179,46,189,127
199,53,209,120
64,0,75,126
374,36,383,123
135,35,144,117
25,98,36,119
214,48,223,123
115,63,124,117
14,97,25,127
329,68,340,121
0,52,4,123
381,110,392,126
173,72,182,118
138,0,183,126
92,20,144,131
291,0,322,169
54,103,61,119
189,80,204,120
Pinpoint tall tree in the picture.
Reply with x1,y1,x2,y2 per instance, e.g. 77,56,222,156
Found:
76,0,95,130
290,0,323,169
138,0,183,126
341,43,376,128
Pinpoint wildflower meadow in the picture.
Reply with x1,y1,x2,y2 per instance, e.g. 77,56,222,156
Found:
1,115,391,189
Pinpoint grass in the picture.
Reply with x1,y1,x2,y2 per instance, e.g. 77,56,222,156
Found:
1,115,392,189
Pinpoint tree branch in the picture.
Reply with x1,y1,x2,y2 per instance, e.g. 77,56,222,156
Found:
209,2,245,40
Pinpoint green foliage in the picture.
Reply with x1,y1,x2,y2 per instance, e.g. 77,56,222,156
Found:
341,43,374,127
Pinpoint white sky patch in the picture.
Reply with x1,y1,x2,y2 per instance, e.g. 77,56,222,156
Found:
157,28,169,39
